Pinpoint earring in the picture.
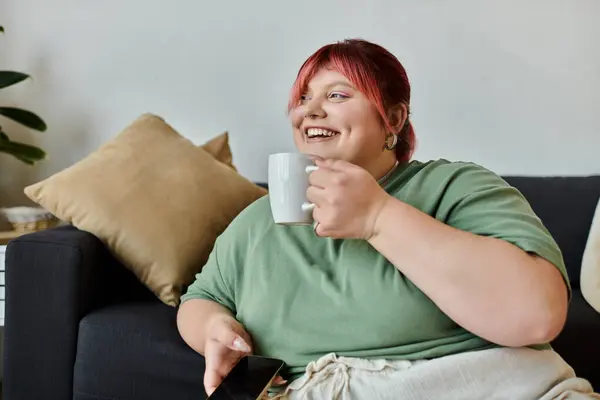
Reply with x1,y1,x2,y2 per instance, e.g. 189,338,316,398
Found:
384,133,398,151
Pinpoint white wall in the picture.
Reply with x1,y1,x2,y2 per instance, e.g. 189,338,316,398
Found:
1,0,599,206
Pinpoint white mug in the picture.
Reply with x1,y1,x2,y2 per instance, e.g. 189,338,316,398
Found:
268,152,318,225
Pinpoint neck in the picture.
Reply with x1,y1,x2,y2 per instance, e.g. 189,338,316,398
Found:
370,156,399,183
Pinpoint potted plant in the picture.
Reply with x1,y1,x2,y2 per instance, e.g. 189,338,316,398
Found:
0,25,57,232
0,25,48,165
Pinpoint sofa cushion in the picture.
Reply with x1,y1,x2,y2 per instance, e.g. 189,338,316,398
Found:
74,302,207,400
503,175,600,288
24,114,267,306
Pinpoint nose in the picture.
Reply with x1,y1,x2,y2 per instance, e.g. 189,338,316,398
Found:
304,98,326,119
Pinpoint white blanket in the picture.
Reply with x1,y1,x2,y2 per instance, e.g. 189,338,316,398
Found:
269,347,599,400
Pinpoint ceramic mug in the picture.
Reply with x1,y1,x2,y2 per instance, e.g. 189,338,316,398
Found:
268,153,318,225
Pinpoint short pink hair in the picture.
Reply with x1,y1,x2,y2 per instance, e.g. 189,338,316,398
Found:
288,39,416,162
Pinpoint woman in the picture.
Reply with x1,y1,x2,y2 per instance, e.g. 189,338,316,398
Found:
177,39,598,399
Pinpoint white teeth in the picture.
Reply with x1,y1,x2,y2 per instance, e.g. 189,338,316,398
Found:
306,128,338,138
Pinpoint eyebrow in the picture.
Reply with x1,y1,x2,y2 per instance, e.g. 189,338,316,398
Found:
326,80,355,90
306,80,355,92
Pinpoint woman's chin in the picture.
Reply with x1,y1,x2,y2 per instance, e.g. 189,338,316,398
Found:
298,144,342,160
299,149,336,160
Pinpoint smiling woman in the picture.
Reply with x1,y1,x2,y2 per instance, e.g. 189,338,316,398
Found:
177,39,600,399
287,40,415,181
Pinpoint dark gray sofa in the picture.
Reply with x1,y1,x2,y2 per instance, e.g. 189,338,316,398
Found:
3,175,600,399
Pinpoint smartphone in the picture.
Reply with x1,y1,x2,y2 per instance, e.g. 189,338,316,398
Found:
207,355,286,400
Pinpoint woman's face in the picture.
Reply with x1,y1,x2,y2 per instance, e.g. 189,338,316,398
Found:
290,68,396,174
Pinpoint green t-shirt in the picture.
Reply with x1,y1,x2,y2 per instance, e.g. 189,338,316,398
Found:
181,159,569,379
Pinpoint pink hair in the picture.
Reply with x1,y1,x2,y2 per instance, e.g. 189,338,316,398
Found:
288,39,416,162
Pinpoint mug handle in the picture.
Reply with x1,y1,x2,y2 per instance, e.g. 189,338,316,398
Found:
302,165,319,211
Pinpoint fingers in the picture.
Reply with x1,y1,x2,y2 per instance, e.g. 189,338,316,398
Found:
204,352,247,396
306,185,327,206
272,375,288,386
204,342,246,396
209,316,252,353
204,367,224,396
203,316,255,397
308,164,344,189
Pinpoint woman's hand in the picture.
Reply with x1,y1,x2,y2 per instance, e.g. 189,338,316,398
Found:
203,314,253,396
306,159,391,239
203,314,288,396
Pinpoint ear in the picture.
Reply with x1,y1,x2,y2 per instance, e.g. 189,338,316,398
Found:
387,103,408,133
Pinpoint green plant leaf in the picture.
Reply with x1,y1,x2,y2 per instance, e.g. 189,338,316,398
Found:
4,151,35,165
0,126,46,162
0,107,47,131
0,71,30,90
0,137,46,163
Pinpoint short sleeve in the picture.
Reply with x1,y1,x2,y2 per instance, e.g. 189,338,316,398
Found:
180,238,236,313
439,163,571,296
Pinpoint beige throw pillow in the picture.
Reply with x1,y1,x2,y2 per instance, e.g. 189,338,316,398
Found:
581,198,600,313
24,113,267,306
201,129,237,171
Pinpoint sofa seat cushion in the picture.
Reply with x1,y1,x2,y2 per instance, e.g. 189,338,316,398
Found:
74,302,207,400
551,289,600,390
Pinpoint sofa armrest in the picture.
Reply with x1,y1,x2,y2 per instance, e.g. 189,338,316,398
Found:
3,225,156,400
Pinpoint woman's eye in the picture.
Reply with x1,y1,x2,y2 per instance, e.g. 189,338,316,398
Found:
300,95,311,102
329,92,349,99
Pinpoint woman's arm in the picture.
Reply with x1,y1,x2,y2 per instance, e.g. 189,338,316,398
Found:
368,196,569,347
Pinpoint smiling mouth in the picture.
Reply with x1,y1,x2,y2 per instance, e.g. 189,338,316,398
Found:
305,128,340,140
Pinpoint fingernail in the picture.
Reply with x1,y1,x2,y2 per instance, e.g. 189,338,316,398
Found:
273,376,287,385
233,337,251,352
